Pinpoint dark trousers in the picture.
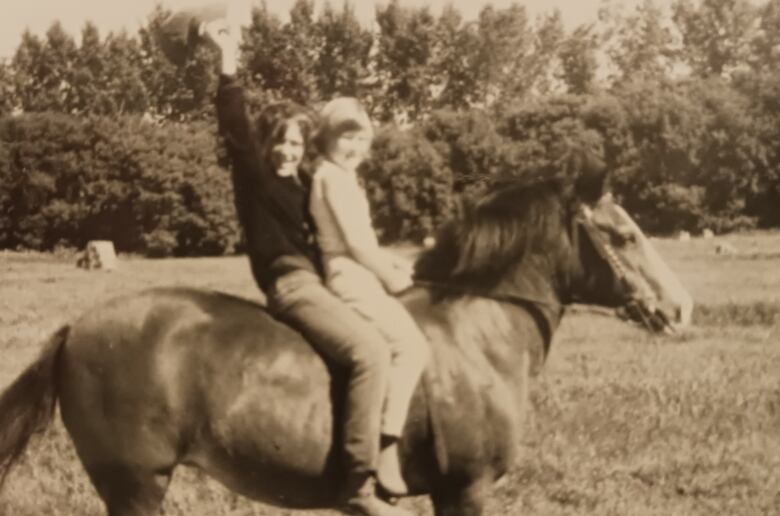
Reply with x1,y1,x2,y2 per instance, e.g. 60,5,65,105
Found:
267,268,391,477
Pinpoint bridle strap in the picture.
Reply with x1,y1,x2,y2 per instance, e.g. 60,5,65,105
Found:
575,207,632,288
572,207,667,332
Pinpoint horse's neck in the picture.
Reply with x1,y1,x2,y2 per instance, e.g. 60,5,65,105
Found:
497,257,565,351
406,258,563,383
405,290,548,388
443,297,545,376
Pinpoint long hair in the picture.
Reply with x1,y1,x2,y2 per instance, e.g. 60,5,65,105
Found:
414,144,607,293
415,177,570,291
255,101,319,179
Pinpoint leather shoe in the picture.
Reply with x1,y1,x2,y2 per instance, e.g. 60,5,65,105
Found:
343,474,413,516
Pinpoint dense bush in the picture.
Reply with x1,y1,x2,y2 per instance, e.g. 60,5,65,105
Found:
735,69,780,228
422,109,517,199
500,94,606,177
3,72,777,257
4,2,780,248
610,78,763,233
0,113,237,256
362,125,454,243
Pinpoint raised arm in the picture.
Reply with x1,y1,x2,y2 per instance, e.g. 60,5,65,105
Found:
206,20,264,182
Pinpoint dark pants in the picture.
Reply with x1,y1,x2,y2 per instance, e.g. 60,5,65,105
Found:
267,268,390,477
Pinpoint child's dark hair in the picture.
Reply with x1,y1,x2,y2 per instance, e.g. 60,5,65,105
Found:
256,101,319,172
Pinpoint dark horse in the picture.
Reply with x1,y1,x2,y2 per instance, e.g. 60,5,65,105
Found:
0,169,691,515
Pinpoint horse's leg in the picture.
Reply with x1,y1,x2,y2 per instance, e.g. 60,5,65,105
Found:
431,478,488,516
85,463,172,516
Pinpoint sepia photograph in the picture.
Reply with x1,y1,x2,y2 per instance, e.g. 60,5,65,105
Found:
0,0,777,515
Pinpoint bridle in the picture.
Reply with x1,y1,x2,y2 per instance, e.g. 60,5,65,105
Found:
573,204,671,332
406,202,669,338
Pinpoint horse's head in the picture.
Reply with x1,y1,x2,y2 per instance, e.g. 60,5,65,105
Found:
563,163,693,333
567,192,693,332
413,147,692,334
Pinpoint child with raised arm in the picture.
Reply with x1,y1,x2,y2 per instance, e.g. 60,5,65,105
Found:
205,18,411,516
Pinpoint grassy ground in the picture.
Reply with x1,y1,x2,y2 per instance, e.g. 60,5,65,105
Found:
0,232,778,515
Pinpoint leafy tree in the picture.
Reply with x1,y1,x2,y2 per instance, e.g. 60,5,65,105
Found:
372,0,439,122
0,61,15,115
731,69,780,226
68,23,147,115
12,30,48,112
69,22,105,114
315,2,373,99
278,0,321,102
0,113,237,255
557,24,601,94
529,10,567,95
607,76,762,232
686,78,761,229
472,3,535,104
750,0,780,72
0,127,15,244
672,0,758,77
241,2,285,92
101,31,149,114
12,23,79,113
428,5,480,110
610,78,704,230
602,0,678,83
241,0,320,104
138,6,219,121
41,22,80,111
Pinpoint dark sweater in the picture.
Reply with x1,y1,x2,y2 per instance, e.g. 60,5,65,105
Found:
215,74,320,291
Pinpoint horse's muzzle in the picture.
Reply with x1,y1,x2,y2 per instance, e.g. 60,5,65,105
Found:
618,299,676,334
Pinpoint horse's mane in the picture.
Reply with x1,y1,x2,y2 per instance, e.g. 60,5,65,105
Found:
414,176,570,291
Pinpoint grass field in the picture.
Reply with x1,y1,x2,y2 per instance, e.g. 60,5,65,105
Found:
0,232,778,515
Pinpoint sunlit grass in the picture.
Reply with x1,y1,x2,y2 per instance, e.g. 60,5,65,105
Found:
1,233,778,515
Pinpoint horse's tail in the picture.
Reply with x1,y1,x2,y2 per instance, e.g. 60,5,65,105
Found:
0,325,68,489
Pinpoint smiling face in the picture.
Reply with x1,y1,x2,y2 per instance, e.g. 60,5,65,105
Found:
324,128,373,172
268,121,305,179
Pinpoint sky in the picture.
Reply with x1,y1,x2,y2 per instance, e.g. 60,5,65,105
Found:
1,0,661,60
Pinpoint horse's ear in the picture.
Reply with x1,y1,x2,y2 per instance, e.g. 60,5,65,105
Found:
567,146,609,206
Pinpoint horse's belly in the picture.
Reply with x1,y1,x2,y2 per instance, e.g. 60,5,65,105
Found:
186,416,339,507
185,444,340,509
187,355,342,507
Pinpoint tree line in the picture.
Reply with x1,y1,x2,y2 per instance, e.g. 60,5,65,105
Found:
1,0,779,255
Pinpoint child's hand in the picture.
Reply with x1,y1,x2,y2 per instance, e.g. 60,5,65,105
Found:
198,4,241,75
199,20,230,48
384,271,413,295
390,254,414,279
